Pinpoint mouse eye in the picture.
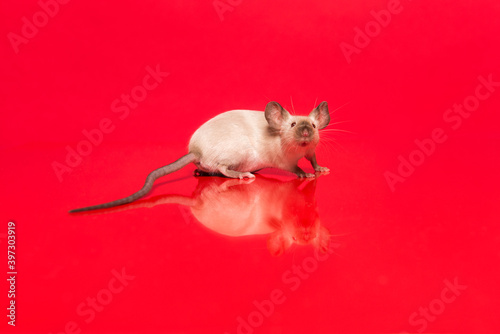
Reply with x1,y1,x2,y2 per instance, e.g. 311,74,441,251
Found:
291,122,296,128
312,123,316,128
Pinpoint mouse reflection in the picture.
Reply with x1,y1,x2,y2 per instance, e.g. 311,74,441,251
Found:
85,174,331,256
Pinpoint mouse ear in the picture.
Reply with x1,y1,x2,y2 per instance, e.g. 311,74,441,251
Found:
265,101,290,129
309,101,330,129
267,230,293,256
313,225,331,254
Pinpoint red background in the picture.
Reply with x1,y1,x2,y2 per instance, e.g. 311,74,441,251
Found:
1,0,500,333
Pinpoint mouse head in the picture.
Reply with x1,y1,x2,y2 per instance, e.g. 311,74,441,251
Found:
265,101,330,149
266,178,332,256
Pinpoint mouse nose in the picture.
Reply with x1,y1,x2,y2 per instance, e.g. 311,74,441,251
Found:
302,130,309,137
302,232,311,241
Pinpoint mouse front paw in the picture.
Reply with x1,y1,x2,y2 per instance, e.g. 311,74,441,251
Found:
314,166,330,173
293,166,315,178
297,172,315,178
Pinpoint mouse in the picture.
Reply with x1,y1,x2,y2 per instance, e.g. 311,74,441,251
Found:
69,101,330,213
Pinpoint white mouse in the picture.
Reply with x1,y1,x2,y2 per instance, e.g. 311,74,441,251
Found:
70,101,330,212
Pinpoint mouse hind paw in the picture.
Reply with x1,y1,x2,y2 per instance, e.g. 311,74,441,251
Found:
238,172,256,179
217,165,255,179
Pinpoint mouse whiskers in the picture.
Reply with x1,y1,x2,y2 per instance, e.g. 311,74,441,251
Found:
290,96,297,115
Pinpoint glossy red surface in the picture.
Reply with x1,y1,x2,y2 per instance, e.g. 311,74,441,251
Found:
1,0,500,333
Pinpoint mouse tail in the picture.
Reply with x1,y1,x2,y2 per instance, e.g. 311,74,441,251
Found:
69,153,198,213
